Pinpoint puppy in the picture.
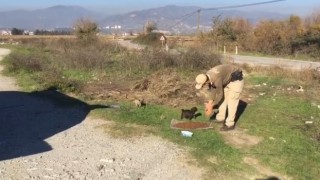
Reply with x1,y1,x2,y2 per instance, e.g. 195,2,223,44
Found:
181,107,198,120
134,98,146,108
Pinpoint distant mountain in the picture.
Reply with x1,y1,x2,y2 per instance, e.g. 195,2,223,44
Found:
100,5,289,34
0,5,106,29
99,5,201,33
0,5,289,33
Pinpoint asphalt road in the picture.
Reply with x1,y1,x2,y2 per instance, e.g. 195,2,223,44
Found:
227,54,320,70
117,40,320,71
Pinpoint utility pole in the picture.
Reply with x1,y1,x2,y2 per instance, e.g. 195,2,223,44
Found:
197,9,201,34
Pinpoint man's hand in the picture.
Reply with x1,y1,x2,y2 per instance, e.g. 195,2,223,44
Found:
204,100,214,117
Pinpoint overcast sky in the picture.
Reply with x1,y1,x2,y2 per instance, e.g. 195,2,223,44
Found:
1,0,319,16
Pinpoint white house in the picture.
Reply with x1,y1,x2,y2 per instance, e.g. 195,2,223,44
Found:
0,30,12,35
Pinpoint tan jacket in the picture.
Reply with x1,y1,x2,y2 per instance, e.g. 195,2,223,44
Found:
205,64,242,106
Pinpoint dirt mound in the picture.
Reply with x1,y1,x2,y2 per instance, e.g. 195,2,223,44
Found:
81,81,130,101
131,69,200,107
171,119,213,130
80,69,202,108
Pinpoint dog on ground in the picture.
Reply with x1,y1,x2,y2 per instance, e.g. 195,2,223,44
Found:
181,107,198,120
133,98,146,108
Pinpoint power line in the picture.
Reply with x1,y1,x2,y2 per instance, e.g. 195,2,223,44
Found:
202,0,286,11
168,0,286,32
169,11,199,29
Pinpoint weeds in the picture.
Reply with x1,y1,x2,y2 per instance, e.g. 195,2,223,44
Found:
6,49,47,73
133,32,164,47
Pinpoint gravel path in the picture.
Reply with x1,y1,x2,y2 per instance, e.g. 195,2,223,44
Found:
0,48,203,180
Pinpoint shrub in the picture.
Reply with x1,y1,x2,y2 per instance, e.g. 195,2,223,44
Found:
144,21,157,34
178,47,221,70
6,50,47,73
132,32,164,48
118,46,221,73
73,18,99,43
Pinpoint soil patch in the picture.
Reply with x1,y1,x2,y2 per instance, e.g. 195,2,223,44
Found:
243,156,291,180
130,69,200,107
80,69,201,108
220,129,263,149
171,119,213,130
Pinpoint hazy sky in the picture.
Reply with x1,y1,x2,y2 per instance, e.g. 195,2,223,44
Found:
1,0,319,16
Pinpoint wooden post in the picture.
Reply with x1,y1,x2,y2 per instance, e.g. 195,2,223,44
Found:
223,46,226,54
236,46,238,55
160,35,165,47
197,9,200,34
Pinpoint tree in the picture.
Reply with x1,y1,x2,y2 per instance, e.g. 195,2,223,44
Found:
211,18,237,42
144,21,157,34
73,18,99,42
305,10,320,30
11,28,24,35
229,18,254,51
253,20,288,54
291,12,320,58
205,17,253,52
288,15,304,34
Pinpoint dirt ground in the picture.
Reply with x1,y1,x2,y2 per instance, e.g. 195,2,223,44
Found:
81,68,200,108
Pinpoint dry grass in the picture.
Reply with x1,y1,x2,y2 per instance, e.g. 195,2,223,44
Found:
102,121,156,139
130,68,201,107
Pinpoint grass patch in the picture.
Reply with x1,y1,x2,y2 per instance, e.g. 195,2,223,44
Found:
248,75,286,86
102,122,157,138
240,78,320,179
92,102,254,178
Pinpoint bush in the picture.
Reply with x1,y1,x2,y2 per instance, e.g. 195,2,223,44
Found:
6,50,47,73
118,46,221,73
178,47,221,70
144,21,157,34
132,32,164,48
73,18,99,43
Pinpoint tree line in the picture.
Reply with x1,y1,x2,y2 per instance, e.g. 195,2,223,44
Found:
10,28,72,35
8,12,320,60
201,12,320,59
